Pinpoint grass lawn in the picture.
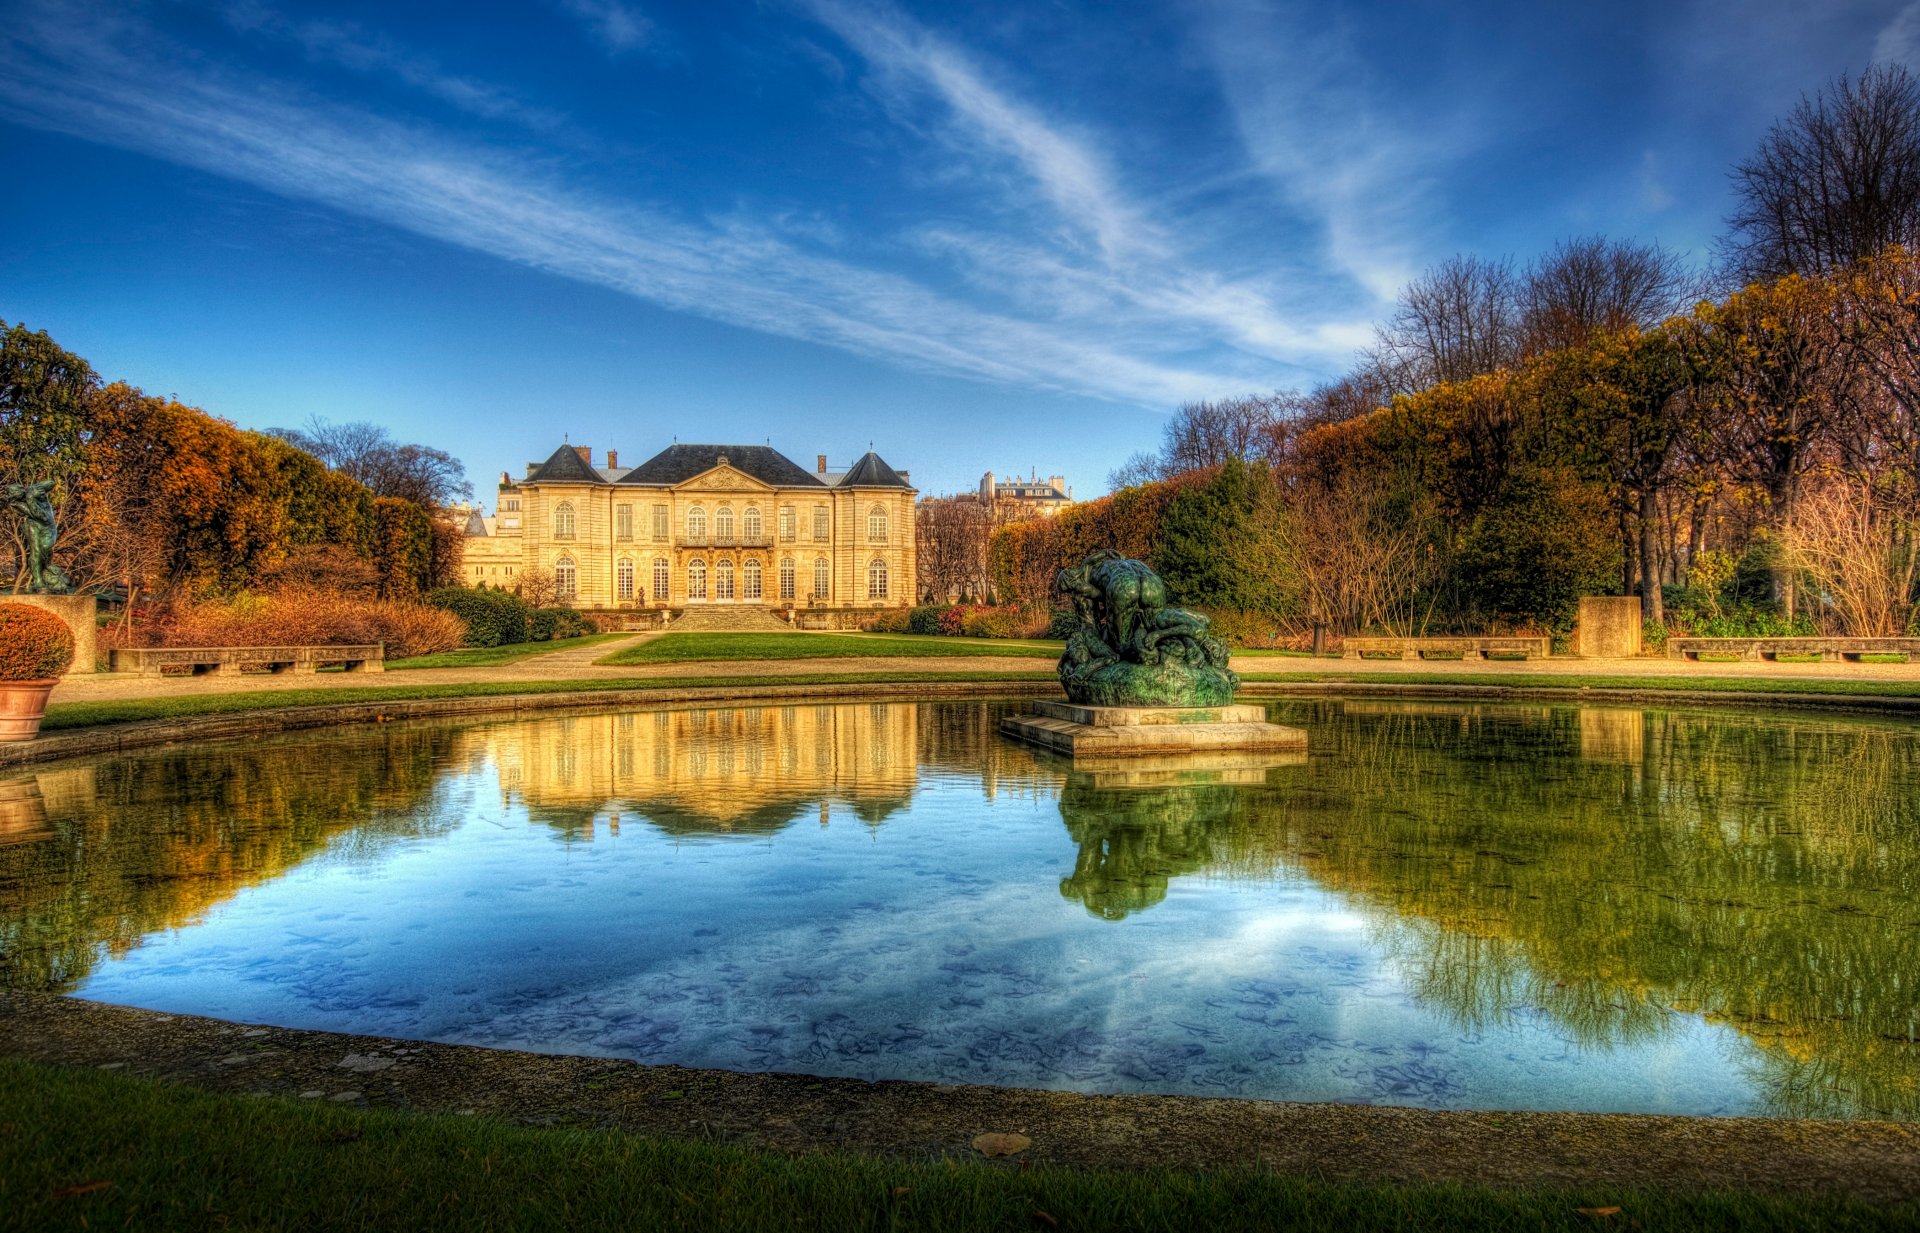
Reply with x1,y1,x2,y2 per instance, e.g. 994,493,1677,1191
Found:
6,1060,1908,1233
599,632,1061,665
38,672,1057,733
387,632,634,669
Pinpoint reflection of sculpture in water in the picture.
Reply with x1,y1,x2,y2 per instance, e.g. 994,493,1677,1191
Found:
1055,550,1236,707
3,479,72,594
1056,774,1241,920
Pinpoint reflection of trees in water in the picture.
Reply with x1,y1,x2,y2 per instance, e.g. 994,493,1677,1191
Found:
0,726,462,992
1256,700,1920,1120
1057,778,1242,920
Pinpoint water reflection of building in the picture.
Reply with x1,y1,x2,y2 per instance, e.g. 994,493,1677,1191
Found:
461,704,923,837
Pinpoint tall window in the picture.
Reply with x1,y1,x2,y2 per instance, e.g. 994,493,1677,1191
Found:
615,504,633,541
867,505,888,542
867,558,888,599
743,557,763,599
812,505,830,540
744,507,763,542
715,558,736,600
779,557,795,600
652,557,669,602
814,558,830,600
687,506,707,542
556,557,577,600
688,559,708,599
716,506,735,541
616,557,635,601
779,505,795,541
652,504,668,540
554,502,576,540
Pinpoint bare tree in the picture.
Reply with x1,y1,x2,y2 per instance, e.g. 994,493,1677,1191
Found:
272,417,473,509
1723,64,1920,282
1113,393,1297,487
1780,478,1917,635
1370,254,1522,393
915,495,994,601
516,565,557,609
1237,471,1438,637
1521,236,1702,354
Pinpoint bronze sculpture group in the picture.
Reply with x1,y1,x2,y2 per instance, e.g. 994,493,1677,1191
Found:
1054,550,1237,707
4,479,70,595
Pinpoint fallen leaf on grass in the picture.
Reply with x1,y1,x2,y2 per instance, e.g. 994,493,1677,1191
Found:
890,1187,912,1200
972,1132,1032,1158
52,1181,111,1199
1576,1207,1622,1217
1033,1210,1060,1228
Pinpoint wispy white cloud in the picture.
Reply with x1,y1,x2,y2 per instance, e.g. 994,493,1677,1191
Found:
0,1,1248,406
1875,1,1920,65
222,1,563,129
554,0,653,56
1194,0,1450,304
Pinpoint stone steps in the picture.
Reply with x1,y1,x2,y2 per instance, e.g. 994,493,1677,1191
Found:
667,605,796,633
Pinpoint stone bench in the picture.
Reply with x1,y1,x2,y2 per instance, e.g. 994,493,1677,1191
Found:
108,645,385,676
1342,636,1551,661
1666,637,1920,663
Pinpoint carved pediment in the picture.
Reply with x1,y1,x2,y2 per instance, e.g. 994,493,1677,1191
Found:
676,464,774,493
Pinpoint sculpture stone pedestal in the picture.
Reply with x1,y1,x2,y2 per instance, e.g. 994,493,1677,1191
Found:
1,593,97,674
1001,700,1306,759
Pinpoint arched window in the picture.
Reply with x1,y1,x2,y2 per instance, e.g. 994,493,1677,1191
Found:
555,557,577,600
688,559,708,599
867,557,888,599
687,506,707,543
652,558,669,602
554,502,576,540
715,558,736,600
743,557,763,599
716,506,735,541
814,557,830,600
779,557,796,600
867,505,888,542
616,557,635,601
744,507,763,542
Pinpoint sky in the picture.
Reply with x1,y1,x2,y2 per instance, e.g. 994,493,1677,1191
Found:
2,0,1917,504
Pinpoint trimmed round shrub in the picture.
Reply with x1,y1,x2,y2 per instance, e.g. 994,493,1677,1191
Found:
427,586,530,647
0,603,76,679
906,605,944,636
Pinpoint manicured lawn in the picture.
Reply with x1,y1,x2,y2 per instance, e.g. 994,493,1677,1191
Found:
1235,670,1920,697
38,672,1057,732
388,632,634,669
599,632,1061,665
5,1060,1908,1233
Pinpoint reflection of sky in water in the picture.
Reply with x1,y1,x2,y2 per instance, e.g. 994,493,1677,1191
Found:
71,740,1761,1118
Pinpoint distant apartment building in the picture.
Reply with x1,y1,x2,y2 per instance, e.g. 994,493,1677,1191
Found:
979,469,1072,517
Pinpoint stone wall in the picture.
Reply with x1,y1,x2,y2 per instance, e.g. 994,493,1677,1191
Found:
1575,596,1642,659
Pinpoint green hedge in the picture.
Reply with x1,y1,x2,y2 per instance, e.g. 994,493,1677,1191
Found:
427,586,530,647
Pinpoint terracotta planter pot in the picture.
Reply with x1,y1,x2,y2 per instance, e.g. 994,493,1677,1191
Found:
0,680,57,742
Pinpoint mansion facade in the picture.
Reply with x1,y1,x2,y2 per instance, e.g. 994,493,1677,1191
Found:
462,441,917,621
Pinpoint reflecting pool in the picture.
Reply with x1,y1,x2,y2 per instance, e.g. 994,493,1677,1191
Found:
3,698,1918,1120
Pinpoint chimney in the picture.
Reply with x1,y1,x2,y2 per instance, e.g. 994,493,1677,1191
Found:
500,471,511,487
573,445,592,464
606,448,618,468
1049,475,1065,494
898,470,910,486
817,454,828,474
526,463,537,477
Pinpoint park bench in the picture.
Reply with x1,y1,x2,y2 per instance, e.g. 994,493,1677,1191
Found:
1341,636,1551,661
1666,637,1920,663
107,645,385,676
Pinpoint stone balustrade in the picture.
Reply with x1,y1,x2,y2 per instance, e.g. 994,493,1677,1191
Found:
1341,636,1551,660
1666,637,1920,662
108,645,385,676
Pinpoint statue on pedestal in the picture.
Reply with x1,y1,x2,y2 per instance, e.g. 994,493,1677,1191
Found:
1055,550,1237,707
4,479,72,594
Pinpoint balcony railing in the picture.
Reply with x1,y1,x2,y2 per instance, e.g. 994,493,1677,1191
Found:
676,534,773,549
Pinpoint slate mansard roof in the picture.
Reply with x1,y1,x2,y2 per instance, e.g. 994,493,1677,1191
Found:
521,443,913,490
617,444,826,489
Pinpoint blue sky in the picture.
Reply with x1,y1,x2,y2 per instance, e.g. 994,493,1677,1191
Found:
1,0,1915,501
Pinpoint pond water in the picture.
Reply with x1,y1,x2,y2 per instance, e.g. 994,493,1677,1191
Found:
2,698,1917,1120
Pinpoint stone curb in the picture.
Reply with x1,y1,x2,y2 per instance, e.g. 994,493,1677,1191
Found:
3,993,1915,1202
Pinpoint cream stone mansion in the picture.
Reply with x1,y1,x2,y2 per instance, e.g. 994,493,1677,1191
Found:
461,442,917,625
